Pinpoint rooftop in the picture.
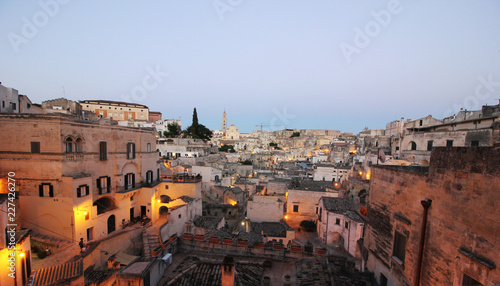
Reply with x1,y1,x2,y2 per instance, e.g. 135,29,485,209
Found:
29,258,83,286
321,197,364,222
250,221,293,238
193,215,223,230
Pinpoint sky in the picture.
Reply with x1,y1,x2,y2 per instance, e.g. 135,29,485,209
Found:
1,1,499,134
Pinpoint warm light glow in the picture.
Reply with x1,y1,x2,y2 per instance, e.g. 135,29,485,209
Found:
19,252,25,257
157,199,161,203
231,202,237,206
284,215,288,219
83,212,88,215
358,171,363,175
241,221,245,226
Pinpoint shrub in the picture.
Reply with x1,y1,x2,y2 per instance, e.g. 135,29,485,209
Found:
300,220,317,230
37,251,47,259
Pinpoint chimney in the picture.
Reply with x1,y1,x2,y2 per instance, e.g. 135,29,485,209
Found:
221,256,235,286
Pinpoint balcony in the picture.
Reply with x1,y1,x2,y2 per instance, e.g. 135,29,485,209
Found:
115,179,161,193
63,154,85,161
162,174,202,183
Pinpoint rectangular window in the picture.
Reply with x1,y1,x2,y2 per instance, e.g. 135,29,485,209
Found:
293,205,299,212
392,231,407,264
146,170,153,184
39,184,54,197
446,140,453,147
471,140,479,147
11,103,16,110
427,140,433,151
87,227,94,241
395,146,400,151
76,185,89,197
85,212,90,220
335,218,340,225
127,142,136,159
99,142,107,161
345,221,349,229
124,173,135,190
96,176,111,194
462,274,483,286
147,143,151,152
31,142,40,153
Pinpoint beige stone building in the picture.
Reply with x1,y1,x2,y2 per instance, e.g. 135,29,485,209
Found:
364,147,500,286
80,100,149,121
0,113,160,244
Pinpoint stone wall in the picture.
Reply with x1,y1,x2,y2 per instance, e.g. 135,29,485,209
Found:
365,147,499,286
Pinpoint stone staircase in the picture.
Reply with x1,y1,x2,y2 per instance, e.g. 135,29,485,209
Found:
142,229,161,259
30,232,74,252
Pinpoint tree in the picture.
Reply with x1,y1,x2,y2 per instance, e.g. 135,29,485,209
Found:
290,132,300,138
163,122,180,138
241,159,252,165
184,108,213,141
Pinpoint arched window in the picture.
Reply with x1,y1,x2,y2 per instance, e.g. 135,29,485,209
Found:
65,138,73,153
75,138,84,153
409,141,417,151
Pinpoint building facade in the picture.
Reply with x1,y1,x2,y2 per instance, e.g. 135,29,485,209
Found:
364,147,500,286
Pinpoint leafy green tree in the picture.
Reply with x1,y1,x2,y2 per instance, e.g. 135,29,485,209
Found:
290,132,300,138
184,108,213,141
219,145,235,152
163,122,180,138
241,159,252,165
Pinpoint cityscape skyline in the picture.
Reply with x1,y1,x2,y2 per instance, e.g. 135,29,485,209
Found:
1,1,500,133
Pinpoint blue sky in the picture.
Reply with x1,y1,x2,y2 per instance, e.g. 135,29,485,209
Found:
1,1,499,133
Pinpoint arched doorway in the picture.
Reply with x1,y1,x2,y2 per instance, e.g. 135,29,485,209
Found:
160,195,172,203
159,206,169,216
93,197,117,215
107,215,116,234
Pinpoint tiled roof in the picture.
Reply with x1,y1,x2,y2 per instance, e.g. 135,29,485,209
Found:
250,221,292,238
321,197,364,222
166,256,264,286
84,268,117,285
193,215,223,230
29,258,83,286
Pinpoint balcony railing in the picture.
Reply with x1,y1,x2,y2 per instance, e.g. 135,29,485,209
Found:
162,174,202,183
115,179,161,193
63,154,85,161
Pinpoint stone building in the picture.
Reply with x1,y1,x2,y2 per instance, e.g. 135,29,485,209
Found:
80,100,149,121
0,113,160,243
317,197,364,258
0,83,20,113
247,194,284,223
364,147,500,286
313,164,351,183
285,180,339,228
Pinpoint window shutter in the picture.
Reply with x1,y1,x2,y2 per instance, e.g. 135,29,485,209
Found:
77,187,81,198
157,169,160,181
39,185,44,197
124,174,128,189
107,177,111,192
131,174,135,188
85,185,89,196
133,143,136,158
49,185,54,197
96,178,101,195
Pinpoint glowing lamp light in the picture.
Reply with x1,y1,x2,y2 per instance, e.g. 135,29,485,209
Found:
83,212,88,215
358,171,363,176
284,215,288,219
157,199,161,203
19,252,25,257
241,222,245,226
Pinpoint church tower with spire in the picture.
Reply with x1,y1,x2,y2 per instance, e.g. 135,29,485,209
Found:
222,110,227,138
